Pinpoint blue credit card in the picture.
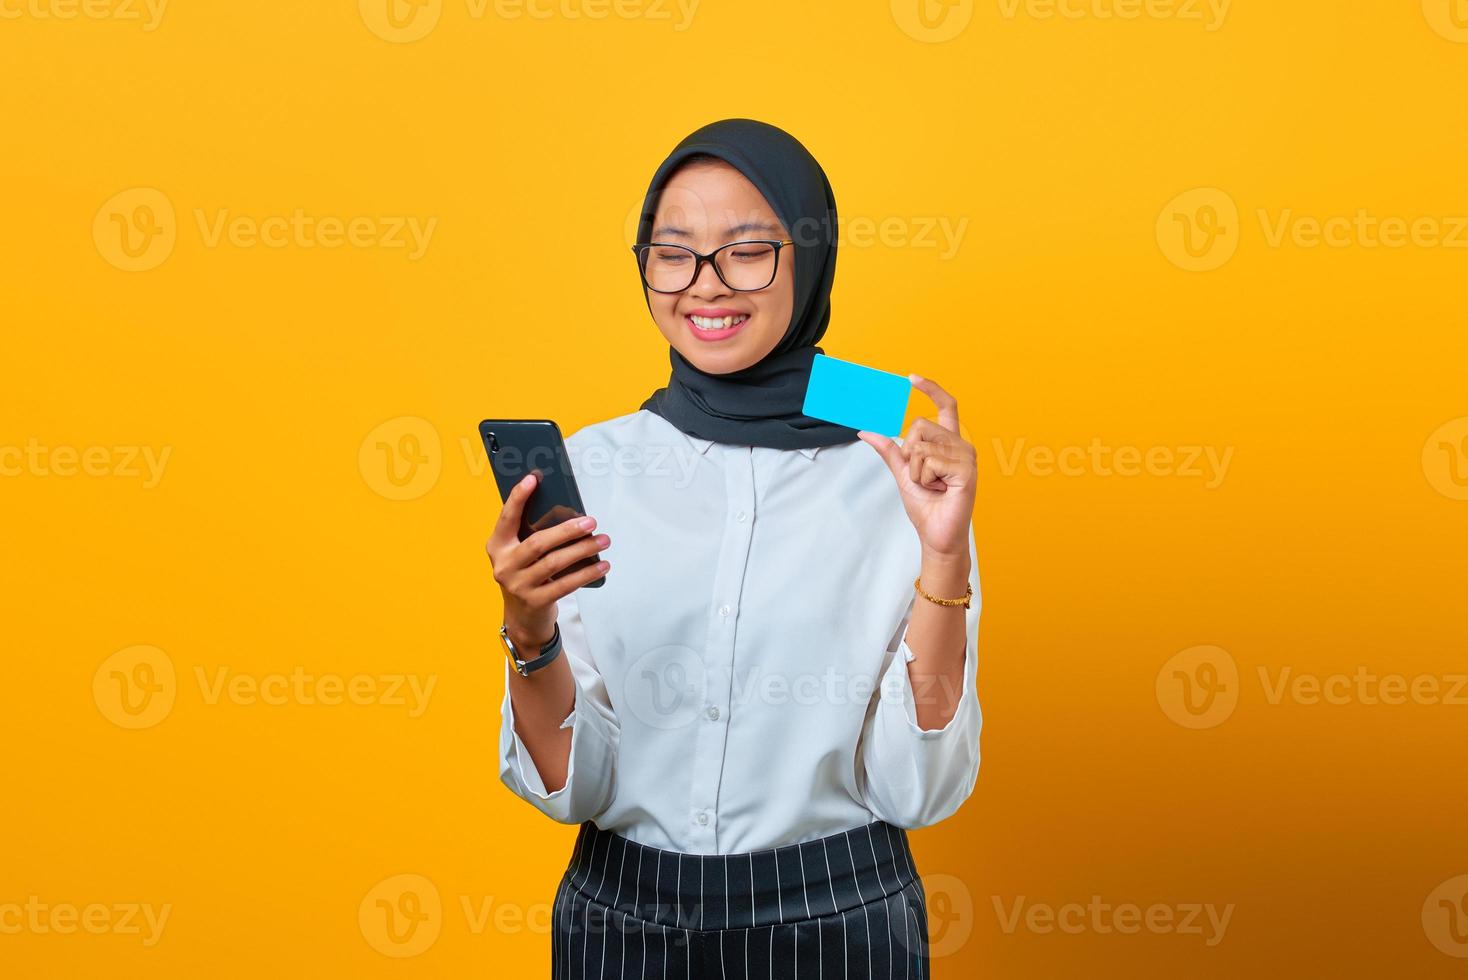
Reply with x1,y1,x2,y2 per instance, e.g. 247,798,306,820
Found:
802,354,911,437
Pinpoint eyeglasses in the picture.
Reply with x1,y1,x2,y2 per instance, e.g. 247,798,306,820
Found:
631,239,795,293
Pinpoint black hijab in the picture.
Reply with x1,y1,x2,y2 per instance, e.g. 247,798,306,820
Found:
636,118,861,451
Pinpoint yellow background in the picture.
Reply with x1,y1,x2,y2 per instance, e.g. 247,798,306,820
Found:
4,0,1468,976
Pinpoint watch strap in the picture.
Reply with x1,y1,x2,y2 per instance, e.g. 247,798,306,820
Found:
503,622,563,676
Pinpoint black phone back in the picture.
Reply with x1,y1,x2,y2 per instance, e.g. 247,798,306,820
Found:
479,419,605,588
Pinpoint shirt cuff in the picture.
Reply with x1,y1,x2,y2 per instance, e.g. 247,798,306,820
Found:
502,662,581,800
886,633,977,739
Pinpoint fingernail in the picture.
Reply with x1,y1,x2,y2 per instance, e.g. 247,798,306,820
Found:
577,517,595,530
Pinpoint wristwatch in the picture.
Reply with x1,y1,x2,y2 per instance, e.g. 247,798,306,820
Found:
499,622,563,677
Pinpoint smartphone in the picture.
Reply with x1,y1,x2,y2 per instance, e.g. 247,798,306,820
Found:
479,419,606,588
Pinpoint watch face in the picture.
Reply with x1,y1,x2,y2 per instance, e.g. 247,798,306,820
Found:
498,627,524,666
498,624,558,677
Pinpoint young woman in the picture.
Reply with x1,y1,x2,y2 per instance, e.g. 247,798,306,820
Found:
486,117,982,979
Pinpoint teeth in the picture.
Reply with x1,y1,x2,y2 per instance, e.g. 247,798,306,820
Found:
690,314,748,331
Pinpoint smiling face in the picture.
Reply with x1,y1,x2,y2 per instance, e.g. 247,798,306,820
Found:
642,158,796,375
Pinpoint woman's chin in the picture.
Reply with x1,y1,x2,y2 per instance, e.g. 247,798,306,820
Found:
666,337,783,374
679,343,781,376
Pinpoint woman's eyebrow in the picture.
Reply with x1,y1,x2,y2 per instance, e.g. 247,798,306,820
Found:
651,220,784,239
726,220,783,237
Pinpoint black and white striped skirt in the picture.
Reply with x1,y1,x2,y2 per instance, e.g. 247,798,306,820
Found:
551,817,930,978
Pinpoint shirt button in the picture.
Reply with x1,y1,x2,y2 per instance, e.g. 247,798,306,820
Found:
696,811,709,826
719,604,731,618
736,511,747,522
706,706,720,721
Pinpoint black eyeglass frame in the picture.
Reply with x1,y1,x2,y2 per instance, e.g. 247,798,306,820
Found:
630,239,796,294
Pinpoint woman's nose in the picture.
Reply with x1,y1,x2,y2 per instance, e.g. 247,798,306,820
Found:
688,256,729,296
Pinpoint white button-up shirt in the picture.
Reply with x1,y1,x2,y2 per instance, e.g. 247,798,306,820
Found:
498,408,982,854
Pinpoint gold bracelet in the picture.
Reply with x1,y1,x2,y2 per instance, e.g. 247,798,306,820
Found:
913,575,972,609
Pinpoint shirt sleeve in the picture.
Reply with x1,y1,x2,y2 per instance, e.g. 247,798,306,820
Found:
858,524,982,829
498,588,620,824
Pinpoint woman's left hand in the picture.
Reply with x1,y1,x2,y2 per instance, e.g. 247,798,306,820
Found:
857,374,978,561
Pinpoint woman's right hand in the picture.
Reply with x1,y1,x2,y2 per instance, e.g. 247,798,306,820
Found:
486,472,611,648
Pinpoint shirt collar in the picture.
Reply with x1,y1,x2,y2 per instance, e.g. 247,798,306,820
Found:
682,431,821,460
